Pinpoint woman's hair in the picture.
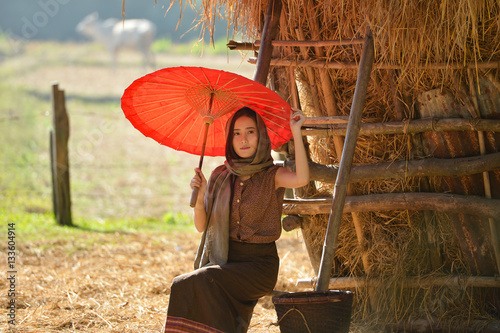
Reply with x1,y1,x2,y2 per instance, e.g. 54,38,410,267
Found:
230,107,257,126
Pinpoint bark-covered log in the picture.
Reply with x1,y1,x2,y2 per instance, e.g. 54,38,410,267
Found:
301,118,500,137
282,193,500,218
249,57,500,70
227,38,365,50
281,152,500,183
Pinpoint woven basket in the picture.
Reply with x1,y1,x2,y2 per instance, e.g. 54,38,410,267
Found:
272,290,354,333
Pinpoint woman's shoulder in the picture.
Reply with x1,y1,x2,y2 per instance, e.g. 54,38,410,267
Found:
254,164,281,181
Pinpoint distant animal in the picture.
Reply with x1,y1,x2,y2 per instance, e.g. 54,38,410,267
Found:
76,12,156,70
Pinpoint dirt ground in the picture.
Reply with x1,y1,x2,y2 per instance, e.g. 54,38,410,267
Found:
0,230,314,332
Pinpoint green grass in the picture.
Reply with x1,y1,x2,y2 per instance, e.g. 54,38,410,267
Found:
1,200,194,247
0,40,254,247
0,41,215,246
152,37,230,56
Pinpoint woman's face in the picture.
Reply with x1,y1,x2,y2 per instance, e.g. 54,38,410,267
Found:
232,115,259,158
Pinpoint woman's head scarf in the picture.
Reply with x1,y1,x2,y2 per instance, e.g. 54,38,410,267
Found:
194,107,275,268
224,107,274,176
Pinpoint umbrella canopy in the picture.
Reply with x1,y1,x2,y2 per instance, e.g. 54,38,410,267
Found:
121,66,292,157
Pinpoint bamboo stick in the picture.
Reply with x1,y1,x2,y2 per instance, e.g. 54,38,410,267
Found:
297,276,500,289
302,118,500,136
316,30,375,292
248,58,500,70
227,38,366,50
282,193,500,218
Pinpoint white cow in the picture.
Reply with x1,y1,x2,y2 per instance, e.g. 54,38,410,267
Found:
76,12,156,70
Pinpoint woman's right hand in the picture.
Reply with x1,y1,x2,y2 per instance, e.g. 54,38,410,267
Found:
190,167,207,205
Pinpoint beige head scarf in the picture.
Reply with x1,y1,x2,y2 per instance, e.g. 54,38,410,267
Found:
194,107,274,268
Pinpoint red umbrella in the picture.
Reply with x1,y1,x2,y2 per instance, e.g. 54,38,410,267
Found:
121,66,292,206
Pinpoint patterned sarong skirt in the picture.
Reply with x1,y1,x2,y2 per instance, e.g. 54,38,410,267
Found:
164,240,279,333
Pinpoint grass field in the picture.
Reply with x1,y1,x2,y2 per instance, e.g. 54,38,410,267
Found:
0,41,316,332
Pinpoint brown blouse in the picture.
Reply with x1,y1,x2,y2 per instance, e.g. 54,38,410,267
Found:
229,165,285,243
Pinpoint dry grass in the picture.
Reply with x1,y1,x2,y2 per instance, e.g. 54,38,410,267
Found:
0,230,314,332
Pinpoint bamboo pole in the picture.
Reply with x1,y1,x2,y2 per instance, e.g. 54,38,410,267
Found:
301,118,500,136
297,276,500,289
227,38,366,50
248,57,500,70
282,193,500,218
467,69,500,274
316,31,375,292
282,27,323,274
253,0,282,85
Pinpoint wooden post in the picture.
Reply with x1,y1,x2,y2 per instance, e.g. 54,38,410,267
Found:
51,83,72,226
316,30,375,292
253,0,282,85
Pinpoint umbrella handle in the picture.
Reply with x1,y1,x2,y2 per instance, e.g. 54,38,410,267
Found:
189,122,210,208
190,186,200,208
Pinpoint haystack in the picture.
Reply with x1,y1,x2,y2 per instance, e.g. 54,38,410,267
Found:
132,0,500,331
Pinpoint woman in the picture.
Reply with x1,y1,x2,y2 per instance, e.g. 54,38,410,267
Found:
164,106,309,333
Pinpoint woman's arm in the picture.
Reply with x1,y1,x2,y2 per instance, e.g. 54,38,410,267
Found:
190,167,207,232
275,108,310,189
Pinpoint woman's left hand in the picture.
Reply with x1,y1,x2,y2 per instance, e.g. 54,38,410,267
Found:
290,107,306,133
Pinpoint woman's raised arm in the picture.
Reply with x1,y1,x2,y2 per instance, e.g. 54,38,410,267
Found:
275,108,310,189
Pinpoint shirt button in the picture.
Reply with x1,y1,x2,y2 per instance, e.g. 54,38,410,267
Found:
237,221,240,224
240,182,244,186
236,199,240,203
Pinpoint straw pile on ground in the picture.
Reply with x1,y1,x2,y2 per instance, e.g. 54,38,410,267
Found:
168,0,500,330
0,231,313,332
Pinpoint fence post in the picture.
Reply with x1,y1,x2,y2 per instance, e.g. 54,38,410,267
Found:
51,82,72,226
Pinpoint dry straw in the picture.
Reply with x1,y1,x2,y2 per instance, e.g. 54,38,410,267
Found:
125,0,500,329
